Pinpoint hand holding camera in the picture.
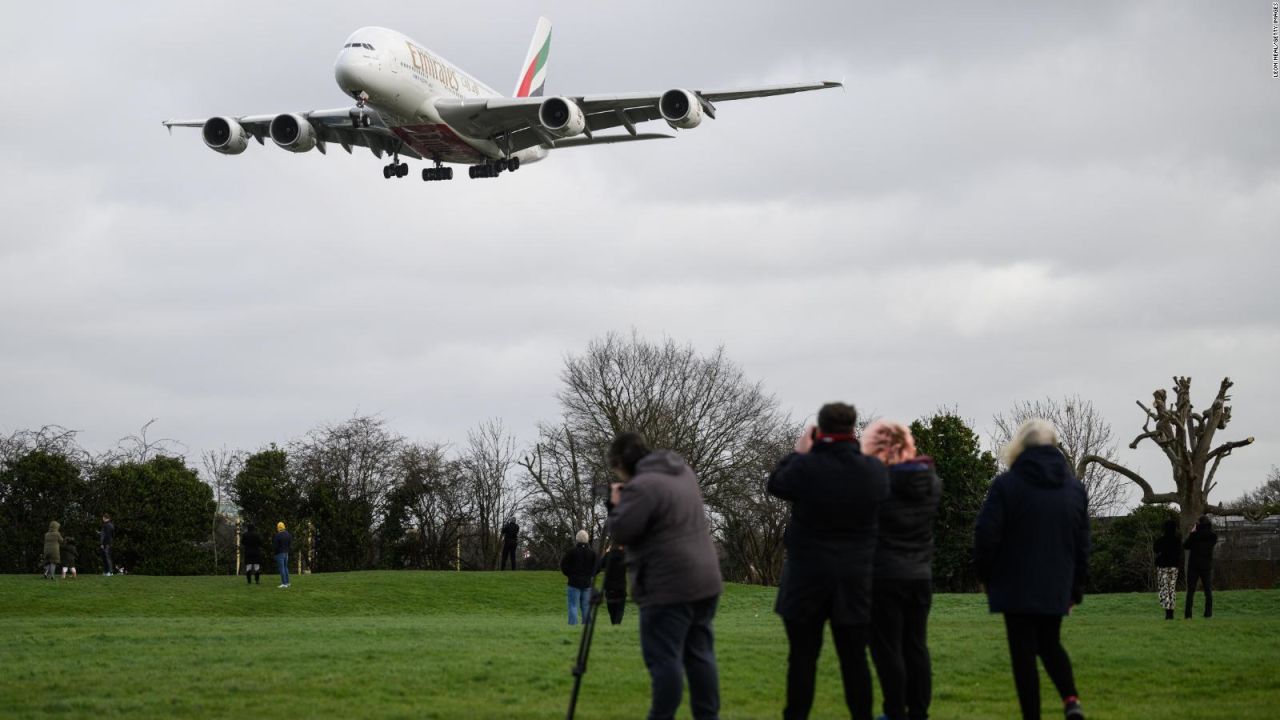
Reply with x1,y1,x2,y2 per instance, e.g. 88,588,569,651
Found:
794,424,817,455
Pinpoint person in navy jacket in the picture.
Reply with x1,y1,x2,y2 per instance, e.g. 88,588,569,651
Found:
975,419,1089,720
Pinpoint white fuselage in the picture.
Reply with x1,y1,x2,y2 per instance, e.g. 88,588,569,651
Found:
332,27,546,165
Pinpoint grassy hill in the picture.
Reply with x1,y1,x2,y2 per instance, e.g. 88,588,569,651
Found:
1,572,1276,719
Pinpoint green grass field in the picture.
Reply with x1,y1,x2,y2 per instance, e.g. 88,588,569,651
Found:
1,572,1276,719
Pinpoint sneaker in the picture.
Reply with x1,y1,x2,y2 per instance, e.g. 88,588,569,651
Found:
1064,698,1085,719
278,584,287,588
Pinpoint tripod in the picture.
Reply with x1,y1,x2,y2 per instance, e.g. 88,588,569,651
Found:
565,533,614,720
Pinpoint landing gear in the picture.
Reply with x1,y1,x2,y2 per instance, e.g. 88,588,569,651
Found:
382,162,408,179
422,166,453,181
467,157,520,179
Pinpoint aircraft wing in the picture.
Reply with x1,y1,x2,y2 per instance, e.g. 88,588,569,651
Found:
434,81,841,154
162,107,422,159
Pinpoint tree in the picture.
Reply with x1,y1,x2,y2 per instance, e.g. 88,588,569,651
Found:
911,412,998,591
460,419,524,570
992,395,1127,517
88,456,215,575
0,449,87,573
557,331,788,508
1226,466,1280,521
1088,504,1178,593
231,446,302,569
202,447,243,573
381,442,468,569
712,424,796,585
518,420,606,567
290,415,405,571
1078,377,1255,535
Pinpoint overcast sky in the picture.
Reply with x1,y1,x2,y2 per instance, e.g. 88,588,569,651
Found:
1,1,1276,508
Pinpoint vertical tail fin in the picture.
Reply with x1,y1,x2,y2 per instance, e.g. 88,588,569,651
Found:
513,17,552,98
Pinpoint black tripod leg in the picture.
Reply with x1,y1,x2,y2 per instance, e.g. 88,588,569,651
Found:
566,587,605,719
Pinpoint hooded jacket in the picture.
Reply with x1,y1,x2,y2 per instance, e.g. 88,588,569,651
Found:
500,521,519,548
560,542,597,589
768,440,889,624
1153,520,1182,568
873,458,943,581
43,521,64,564
242,527,264,564
608,450,723,607
62,540,77,566
1183,517,1218,571
974,445,1089,615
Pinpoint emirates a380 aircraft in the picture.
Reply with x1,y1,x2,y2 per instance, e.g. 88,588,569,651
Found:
164,19,841,182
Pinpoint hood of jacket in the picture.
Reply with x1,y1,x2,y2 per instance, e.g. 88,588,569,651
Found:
1010,445,1072,488
48,521,60,531
635,450,689,477
1196,517,1214,532
889,457,937,501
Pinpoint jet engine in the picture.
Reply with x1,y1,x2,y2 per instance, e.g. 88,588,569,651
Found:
269,113,318,153
659,89,703,129
201,117,249,155
538,97,586,138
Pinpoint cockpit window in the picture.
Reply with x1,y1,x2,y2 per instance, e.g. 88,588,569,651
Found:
363,43,374,50
343,42,375,50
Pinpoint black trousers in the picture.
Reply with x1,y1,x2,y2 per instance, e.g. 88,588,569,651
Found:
782,619,872,720
500,544,517,570
1002,614,1078,720
607,599,625,625
1185,564,1213,618
101,545,112,574
870,579,932,720
639,595,720,720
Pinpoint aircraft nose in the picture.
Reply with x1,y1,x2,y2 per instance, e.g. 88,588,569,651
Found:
334,54,367,96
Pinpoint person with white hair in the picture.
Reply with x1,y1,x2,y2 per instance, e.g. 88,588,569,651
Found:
975,419,1090,720
560,529,596,625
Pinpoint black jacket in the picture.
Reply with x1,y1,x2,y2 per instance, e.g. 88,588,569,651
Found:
1153,527,1182,568
600,546,627,600
974,445,1090,615
242,529,264,564
500,521,519,548
272,530,292,556
62,542,77,566
608,451,723,606
560,543,596,589
1183,518,1218,570
767,440,889,624
874,458,943,581
100,521,114,547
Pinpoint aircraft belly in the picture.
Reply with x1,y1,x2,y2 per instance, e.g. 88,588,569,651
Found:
391,123,491,164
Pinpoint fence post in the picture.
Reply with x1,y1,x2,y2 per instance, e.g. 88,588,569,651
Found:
234,517,241,577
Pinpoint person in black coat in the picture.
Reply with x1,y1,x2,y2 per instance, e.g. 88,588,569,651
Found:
767,402,888,720
500,518,520,570
1183,515,1218,619
1152,519,1182,620
99,514,115,576
974,419,1088,720
242,523,264,585
600,543,628,625
862,420,942,720
560,530,596,625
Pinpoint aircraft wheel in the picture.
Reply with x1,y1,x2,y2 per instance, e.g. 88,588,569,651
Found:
382,165,392,179
509,157,520,171
398,164,408,178
445,167,454,180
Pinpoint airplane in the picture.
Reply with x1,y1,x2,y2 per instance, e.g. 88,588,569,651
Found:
163,18,841,182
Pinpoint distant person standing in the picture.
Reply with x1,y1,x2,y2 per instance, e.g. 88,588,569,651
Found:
974,419,1089,720
1183,515,1218,619
273,522,292,589
862,420,942,720
500,518,520,570
42,521,64,580
99,514,115,576
242,523,263,585
1152,519,1182,620
560,530,596,625
601,543,628,625
61,537,78,579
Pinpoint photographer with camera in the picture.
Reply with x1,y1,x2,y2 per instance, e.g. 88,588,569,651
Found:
768,402,888,720
607,432,722,720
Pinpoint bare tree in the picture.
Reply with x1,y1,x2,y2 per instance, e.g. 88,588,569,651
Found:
713,423,797,585
0,425,86,469
201,447,244,570
991,395,1127,517
518,420,607,566
1078,377,1256,534
460,419,526,569
557,331,789,507
384,442,469,569
111,419,187,464
1226,466,1280,521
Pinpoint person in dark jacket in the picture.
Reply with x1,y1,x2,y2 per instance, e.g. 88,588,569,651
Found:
974,419,1088,720
600,543,628,625
43,521,64,580
242,523,264,585
272,521,292,589
500,518,520,570
61,537,78,579
862,420,941,720
1183,515,1218,619
1152,519,1182,620
767,402,889,720
99,514,115,576
560,530,596,625
608,432,723,720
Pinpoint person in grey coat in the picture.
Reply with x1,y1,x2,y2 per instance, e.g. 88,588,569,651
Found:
608,432,723,720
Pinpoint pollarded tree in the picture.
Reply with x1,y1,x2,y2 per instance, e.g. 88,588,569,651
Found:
1078,377,1255,535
